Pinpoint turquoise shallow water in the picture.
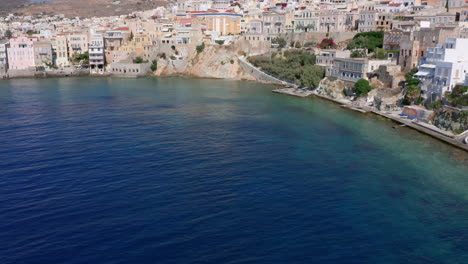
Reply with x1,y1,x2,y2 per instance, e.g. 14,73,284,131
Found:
0,77,467,264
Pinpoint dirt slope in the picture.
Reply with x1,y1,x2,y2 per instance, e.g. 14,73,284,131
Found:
1,0,168,18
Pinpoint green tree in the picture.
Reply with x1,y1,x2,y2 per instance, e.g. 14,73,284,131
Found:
300,65,325,88
133,56,148,64
375,48,386,59
4,29,12,39
406,85,421,100
215,40,225,45
428,99,443,110
272,37,287,48
72,52,89,64
353,79,372,96
128,31,134,41
351,50,366,58
196,42,205,54
347,31,383,53
150,60,157,71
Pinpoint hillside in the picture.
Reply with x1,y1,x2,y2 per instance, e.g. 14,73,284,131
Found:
0,0,168,18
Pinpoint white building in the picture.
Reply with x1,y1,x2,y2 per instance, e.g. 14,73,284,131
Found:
89,34,105,72
416,38,468,101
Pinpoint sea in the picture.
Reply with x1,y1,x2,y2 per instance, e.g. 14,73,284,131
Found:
0,77,467,264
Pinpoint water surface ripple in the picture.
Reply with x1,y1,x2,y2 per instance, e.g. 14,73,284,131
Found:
0,77,467,264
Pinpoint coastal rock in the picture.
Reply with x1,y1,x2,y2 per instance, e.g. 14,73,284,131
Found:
368,87,404,111
432,106,468,133
316,77,348,100
155,44,255,81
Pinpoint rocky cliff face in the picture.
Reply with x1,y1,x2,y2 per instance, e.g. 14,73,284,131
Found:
432,108,468,133
155,45,255,81
368,86,404,111
315,77,348,100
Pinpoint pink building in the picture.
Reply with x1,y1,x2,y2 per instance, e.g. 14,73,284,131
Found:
7,36,38,70
67,33,89,58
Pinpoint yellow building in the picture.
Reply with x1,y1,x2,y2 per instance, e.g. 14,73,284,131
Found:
55,35,70,67
118,33,152,57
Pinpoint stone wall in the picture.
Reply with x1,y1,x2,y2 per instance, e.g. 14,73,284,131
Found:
6,68,89,78
109,62,151,77
0,64,7,79
290,32,357,45
375,64,405,89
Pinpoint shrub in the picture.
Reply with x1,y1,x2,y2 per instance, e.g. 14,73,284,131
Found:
272,37,287,48
406,85,421,101
304,42,316,47
150,60,157,71
4,29,12,38
230,59,234,64
353,79,372,96
416,97,424,105
375,48,386,59
196,42,205,54
215,40,225,45
170,55,176,60
452,94,468,107
351,50,366,58
427,99,443,110
452,85,468,97
72,52,89,64
347,31,383,52
133,56,148,64
318,38,337,49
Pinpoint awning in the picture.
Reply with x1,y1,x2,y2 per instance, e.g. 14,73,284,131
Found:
414,71,432,77
419,64,436,69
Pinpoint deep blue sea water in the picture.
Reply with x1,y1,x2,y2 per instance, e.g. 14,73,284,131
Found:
0,77,467,264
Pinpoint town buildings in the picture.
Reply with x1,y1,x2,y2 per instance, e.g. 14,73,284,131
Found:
416,38,468,101
7,36,37,70
0,0,467,99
